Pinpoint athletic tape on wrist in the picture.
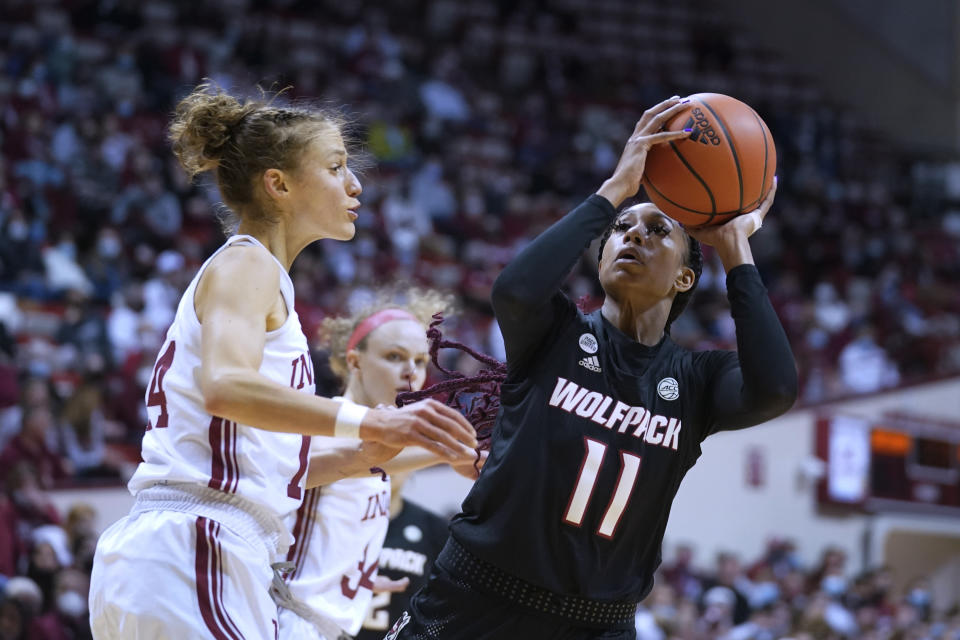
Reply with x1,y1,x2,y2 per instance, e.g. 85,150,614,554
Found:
334,402,367,439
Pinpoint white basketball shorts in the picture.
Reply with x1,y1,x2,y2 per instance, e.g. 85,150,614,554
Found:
277,607,327,640
90,510,279,639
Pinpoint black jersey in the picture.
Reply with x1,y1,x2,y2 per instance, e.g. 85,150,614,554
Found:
356,500,447,640
449,195,797,603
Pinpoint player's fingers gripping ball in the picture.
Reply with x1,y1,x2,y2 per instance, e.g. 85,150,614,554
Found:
641,93,777,228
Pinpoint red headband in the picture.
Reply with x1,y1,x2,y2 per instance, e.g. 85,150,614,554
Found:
346,309,421,353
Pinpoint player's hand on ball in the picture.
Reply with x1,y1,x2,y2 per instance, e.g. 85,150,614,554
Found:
597,97,693,208
362,399,477,461
686,176,778,247
372,575,410,594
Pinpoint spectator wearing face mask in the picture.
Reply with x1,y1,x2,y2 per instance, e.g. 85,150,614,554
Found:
0,209,45,297
818,573,858,637
699,586,737,638
808,547,847,593
837,323,900,394
904,578,933,623
48,569,91,640
84,228,127,304
2,577,42,639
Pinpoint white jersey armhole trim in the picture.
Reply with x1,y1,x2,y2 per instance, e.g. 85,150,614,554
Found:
186,234,297,336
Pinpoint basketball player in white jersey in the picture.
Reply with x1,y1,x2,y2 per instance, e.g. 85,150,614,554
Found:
273,290,484,640
88,83,477,640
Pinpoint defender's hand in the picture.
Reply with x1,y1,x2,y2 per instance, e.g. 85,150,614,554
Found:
597,96,692,208
360,399,477,461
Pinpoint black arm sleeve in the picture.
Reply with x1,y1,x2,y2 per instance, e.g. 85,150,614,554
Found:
491,195,617,372
706,264,799,433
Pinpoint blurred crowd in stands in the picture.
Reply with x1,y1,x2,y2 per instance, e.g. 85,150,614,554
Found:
638,542,959,640
0,0,959,636
3,0,960,481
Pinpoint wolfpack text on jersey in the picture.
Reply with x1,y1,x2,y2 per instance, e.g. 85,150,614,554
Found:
548,377,682,449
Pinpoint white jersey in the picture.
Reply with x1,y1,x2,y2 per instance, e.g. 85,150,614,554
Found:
281,401,391,637
129,235,316,548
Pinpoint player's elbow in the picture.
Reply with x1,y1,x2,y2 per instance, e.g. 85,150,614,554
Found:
771,387,798,416
491,273,532,318
766,373,799,416
200,373,239,417
745,373,798,422
491,272,519,304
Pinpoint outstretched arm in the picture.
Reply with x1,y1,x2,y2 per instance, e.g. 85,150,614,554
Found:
493,97,692,369
704,265,798,431
688,180,799,432
376,446,487,480
195,246,477,459
305,445,486,488
305,441,387,488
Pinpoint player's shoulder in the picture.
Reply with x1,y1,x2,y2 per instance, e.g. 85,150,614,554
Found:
685,346,738,380
201,241,282,292
211,240,280,274
646,339,734,383
551,305,604,350
687,345,737,367
194,241,285,319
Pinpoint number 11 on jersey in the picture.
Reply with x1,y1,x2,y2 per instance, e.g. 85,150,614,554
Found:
563,437,642,539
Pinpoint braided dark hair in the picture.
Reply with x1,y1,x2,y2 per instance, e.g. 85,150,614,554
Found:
597,212,703,333
396,314,506,456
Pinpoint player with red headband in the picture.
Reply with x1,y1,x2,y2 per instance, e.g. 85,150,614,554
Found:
272,289,484,640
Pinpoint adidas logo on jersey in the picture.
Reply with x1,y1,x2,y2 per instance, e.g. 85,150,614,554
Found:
579,355,601,372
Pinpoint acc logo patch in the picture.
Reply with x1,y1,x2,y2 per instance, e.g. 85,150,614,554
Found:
657,377,680,401
403,525,423,543
579,333,599,354
385,611,411,640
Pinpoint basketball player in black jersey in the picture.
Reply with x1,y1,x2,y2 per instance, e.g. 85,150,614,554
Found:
386,96,798,640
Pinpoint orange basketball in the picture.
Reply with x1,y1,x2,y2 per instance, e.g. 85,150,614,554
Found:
641,93,776,227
